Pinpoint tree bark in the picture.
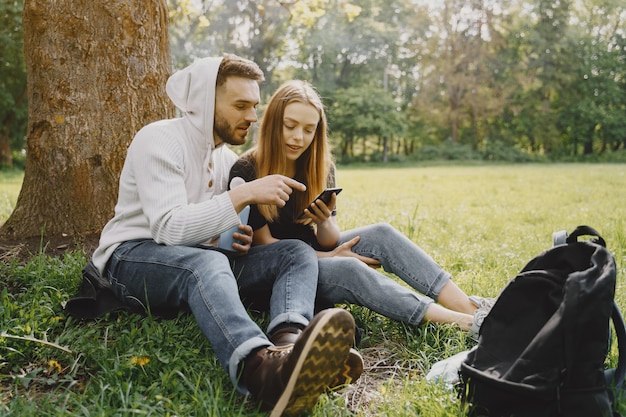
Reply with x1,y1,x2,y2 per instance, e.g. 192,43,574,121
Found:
1,0,173,240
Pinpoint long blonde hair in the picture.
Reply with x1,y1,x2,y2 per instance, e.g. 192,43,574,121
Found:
253,80,332,222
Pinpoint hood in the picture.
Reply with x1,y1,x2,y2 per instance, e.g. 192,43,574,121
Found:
166,57,223,146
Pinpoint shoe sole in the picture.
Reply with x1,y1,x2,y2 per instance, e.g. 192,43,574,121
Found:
270,308,355,417
329,348,364,389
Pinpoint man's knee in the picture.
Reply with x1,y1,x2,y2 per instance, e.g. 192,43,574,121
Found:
273,239,317,260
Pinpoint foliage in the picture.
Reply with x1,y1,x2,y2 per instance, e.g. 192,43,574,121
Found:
412,140,482,162
2,0,625,165
325,85,405,162
163,0,626,162
167,0,295,96
8,149,26,170
0,0,27,168
2,164,626,416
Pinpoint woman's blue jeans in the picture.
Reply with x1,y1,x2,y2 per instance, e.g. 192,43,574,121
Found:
104,238,319,390
316,223,451,325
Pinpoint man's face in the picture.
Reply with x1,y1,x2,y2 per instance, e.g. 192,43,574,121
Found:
213,76,260,146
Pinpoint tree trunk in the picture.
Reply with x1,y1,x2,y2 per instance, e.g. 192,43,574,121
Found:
382,135,388,162
1,0,173,240
582,130,594,155
0,123,13,168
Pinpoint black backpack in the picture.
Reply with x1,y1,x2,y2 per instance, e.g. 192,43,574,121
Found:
459,225,626,417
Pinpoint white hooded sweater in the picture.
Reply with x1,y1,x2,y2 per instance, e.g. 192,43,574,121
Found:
92,57,240,275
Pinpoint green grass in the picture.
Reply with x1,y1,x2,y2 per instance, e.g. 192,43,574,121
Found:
2,163,626,416
0,169,23,224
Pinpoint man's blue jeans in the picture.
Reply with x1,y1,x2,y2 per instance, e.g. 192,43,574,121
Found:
104,238,319,390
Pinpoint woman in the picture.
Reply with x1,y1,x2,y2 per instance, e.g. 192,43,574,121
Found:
229,80,492,339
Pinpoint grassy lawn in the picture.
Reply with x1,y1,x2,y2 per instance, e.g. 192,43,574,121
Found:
0,169,22,224
1,163,626,416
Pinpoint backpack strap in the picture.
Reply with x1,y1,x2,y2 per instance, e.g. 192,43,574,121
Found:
64,260,131,319
564,225,606,247
611,302,626,390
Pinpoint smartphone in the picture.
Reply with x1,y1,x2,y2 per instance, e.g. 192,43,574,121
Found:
298,187,342,219
218,205,250,252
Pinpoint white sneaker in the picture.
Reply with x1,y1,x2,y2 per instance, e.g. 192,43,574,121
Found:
468,296,496,341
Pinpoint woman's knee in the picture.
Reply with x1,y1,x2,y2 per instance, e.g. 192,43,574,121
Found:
372,222,397,236
355,222,397,240
319,257,366,284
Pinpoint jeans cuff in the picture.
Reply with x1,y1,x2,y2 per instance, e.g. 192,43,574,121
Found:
430,271,452,301
409,296,434,324
267,313,309,335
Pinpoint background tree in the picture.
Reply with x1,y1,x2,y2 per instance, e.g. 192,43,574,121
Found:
3,0,626,184
0,0,173,240
327,85,404,161
0,0,27,168
168,0,293,92
557,0,626,156
162,0,626,162
285,0,419,160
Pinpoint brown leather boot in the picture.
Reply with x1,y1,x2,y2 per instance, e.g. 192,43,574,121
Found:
242,308,355,417
269,324,364,388
269,326,302,346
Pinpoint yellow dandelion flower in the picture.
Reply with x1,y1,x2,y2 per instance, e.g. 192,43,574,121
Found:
130,356,150,367
48,359,62,373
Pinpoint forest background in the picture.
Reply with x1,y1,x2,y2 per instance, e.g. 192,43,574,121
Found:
1,0,626,171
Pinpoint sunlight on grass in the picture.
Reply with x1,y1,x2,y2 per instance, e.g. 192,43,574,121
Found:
0,169,23,223
337,164,626,297
2,163,626,416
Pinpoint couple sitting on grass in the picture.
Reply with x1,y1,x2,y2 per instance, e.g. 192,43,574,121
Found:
83,54,494,416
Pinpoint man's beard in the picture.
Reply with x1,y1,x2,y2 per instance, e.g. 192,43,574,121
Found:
214,113,246,146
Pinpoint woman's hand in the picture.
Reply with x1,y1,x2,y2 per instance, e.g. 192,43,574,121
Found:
304,194,340,249
322,236,381,268
302,193,336,225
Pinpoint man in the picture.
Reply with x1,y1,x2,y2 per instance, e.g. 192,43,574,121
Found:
85,54,359,416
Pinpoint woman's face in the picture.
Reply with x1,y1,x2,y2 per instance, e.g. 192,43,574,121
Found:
282,102,320,163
